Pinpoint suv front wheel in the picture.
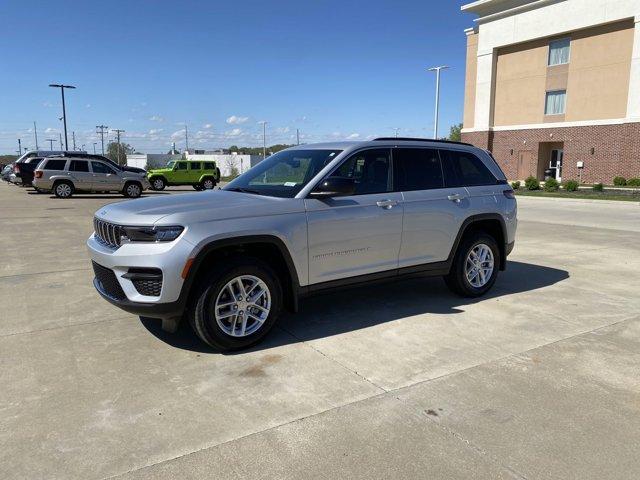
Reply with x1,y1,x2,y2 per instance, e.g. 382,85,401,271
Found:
123,181,142,198
189,257,282,351
150,177,165,191
444,231,500,297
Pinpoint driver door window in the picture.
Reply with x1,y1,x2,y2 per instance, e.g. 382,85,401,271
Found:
331,149,391,195
91,161,120,189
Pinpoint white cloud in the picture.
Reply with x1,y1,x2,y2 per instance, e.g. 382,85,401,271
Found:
170,129,185,140
276,126,290,134
85,104,91,108
226,115,249,125
148,129,163,135
203,123,213,129
226,128,243,137
45,127,58,134
149,115,164,122
346,133,360,140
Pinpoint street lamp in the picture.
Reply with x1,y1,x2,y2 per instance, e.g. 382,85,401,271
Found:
93,142,97,154
427,66,449,139
258,121,267,158
48,83,76,150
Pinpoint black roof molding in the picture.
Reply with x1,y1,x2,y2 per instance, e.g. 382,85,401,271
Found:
372,137,473,147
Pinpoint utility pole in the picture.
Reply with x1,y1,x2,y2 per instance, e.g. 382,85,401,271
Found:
427,66,449,139
72,131,76,150
33,121,39,150
259,121,267,158
296,128,300,145
59,133,63,150
393,127,400,138
17,139,22,156
113,129,125,165
184,124,189,152
48,84,76,150
47,139,55,149
96,125,108,155
81,144,85,151
93,142,97,154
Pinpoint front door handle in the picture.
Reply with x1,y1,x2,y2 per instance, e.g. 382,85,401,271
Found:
447,193,463,203
376,199,398,209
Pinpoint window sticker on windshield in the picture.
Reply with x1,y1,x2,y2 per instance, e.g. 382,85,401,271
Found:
284,182,297,187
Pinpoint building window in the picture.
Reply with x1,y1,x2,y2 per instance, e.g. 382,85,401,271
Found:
545,90,566,115
548,38,570,66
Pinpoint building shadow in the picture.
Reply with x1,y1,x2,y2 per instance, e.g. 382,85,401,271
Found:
140,261,569,354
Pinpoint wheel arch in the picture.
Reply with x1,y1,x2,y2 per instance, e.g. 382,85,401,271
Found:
182,235,301,313
449,214,508,271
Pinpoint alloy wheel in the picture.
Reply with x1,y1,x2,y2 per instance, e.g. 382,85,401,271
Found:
214,275,271,337
56,183,72,198
465,243,494,288
203,179,214,189
127,184,141,197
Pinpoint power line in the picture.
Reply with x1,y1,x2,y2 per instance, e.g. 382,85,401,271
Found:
96,125,109,155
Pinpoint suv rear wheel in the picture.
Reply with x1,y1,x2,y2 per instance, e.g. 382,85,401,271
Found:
53,181,74,199
189,257,282,351
150,177,165,191
123,181,142,198
444,231,500,297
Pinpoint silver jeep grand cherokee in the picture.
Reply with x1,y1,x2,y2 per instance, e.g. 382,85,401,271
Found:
87,138,517,351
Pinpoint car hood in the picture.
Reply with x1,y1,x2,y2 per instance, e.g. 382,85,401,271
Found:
95,190,305,226
148,168,172,174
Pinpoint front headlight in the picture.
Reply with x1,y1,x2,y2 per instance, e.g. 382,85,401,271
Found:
120,225,184,243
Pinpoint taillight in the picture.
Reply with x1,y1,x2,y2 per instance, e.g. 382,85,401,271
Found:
35,170,43,178
503,189,516,199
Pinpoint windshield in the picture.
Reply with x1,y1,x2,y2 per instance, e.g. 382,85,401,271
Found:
225,149,342,198
166,161,175,169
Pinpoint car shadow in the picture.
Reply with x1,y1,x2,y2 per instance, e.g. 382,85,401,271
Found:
31,193,172,199
140,261,569,354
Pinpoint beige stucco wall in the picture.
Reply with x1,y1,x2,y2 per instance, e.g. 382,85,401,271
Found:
565,20,635,121
463,32,478,129
489,19,634,127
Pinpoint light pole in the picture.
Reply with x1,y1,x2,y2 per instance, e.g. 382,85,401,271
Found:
93,142,97,154
427,66,449,139
48,84,76,150
393,127,400,138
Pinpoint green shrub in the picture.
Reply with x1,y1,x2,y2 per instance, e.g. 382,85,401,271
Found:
563,180,579,192
593,183,604,192
627,178,640,187
511,181,521,190
543,178,559,192
524,176,540,190
613,176,627,186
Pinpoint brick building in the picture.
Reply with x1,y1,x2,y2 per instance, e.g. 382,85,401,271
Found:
460,0,640,183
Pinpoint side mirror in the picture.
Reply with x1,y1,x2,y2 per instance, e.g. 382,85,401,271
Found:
310,177,356,198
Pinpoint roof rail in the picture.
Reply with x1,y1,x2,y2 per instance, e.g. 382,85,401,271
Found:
372,137,473,147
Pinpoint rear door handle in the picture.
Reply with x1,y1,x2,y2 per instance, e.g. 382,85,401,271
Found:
447,193,462,203
376,199,398,209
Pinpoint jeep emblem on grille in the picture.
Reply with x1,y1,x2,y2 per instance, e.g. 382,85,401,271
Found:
100,210,107,216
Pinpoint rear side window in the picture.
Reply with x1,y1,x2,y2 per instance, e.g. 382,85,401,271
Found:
43,159,67,171
70,160,89,172
204,162,216,169
189,162,202,170
393,148,444,191
441,150,497,187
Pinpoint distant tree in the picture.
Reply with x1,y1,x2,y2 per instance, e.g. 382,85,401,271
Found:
228,145,239,153
225,156,239,178
106,142,134,165
448,123,463,142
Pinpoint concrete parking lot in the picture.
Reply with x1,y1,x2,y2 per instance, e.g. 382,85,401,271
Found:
1,182,639,480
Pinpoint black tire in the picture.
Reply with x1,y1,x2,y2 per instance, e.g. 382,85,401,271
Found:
189,257,282,351
444,231,500,297
123,181,142,198
150,177,165,191
53,180,74,199
192,184,203,191
201,177,216,190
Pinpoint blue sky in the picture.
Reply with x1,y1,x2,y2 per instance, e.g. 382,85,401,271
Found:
0,1,473,154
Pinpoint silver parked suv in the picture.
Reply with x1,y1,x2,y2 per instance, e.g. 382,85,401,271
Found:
33,155,150,198
87,138,517,351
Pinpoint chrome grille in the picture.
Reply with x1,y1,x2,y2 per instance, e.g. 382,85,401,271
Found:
93,217,123,248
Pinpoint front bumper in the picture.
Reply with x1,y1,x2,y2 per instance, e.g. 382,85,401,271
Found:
87,233,195,318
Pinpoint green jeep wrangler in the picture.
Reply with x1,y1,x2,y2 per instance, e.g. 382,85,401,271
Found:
148,160,221,191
